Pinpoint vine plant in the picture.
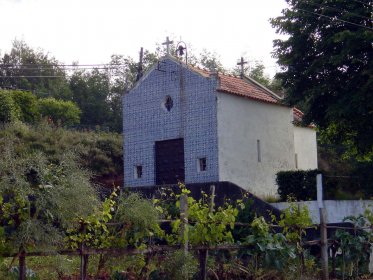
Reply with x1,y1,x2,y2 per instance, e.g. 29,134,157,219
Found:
167,183,241,246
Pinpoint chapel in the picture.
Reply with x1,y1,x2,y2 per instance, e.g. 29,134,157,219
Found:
123,45,317,197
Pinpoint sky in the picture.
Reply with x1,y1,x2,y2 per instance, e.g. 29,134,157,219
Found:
0,0,288,77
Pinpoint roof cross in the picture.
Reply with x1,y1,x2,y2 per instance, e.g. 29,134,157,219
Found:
237,57,248,78
162,36,174,55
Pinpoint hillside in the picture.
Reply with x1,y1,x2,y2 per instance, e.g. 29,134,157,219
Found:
0,122,123,188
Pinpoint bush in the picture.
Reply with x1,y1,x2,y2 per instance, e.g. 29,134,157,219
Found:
276,170,319,201
10,90,40,123
0,90,20,123
38,97,81,126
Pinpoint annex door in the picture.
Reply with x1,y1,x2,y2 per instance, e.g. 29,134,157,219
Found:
155,138,185,185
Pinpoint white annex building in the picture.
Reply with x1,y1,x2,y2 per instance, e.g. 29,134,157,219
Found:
123,53,317,197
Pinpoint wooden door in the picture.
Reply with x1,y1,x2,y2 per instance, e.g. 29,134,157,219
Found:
155,138,185,185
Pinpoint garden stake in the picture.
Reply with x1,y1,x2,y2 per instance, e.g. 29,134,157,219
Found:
180,193,189,255
18,249,26,280
317,174,329,280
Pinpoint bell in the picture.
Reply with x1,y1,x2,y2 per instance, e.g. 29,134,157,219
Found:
177,45,185,56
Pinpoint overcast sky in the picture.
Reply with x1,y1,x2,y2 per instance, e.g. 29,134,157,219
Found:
0,0,288,77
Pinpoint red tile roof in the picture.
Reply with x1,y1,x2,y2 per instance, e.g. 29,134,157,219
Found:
187,64,279,105
184,61,305,123
217,74,279,104
293,107,304,123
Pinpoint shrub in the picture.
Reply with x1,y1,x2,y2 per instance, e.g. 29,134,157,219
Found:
38,97,81,126
10,90,40,123
0,90,20,123
276,169,319,201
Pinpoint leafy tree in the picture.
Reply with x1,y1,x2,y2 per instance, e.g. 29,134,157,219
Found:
8,90,39,123
271,0,373,158
232,61,273,88
107,51,158,132
196,49,226,73
69,69,110,128
38,97,81,126
0,40,71,100
0,90,20,123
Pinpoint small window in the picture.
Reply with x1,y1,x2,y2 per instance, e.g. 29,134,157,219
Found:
162,95,173,112
295,153,298,169
257,140,261,163
198,158,207,172
135,165,143,179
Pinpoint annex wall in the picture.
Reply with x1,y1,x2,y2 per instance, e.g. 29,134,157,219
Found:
293,126,318,170
123,57,219,187
217,92,296,197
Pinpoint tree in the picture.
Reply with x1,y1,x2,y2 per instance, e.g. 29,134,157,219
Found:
38,97,81,126
0,40,71,100
70,69,109,127
271,0,373,158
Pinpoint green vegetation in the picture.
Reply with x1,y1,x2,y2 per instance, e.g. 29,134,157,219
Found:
0,122,123,188
271,0,373,159
37,98,81,126
1,38,282,132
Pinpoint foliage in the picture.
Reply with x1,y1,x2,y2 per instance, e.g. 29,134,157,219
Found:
68,190,163,250
37,97,81,126
0,89,81,127
232,198,256,242
245,216,296,276
276,169,319,201
0,90,20,123
167,185,240,246
160,250,198,280
66,189,117,249
111,192,163,248
0,40,71,100
8,90,39,123
0,122,123,188
271,202,314,279
334,213,372,279
274,202,313,243
0,140,99,254
69,69,112,129
271,0,373,159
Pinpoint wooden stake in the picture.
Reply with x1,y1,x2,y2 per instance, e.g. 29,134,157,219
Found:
199,185,216,280
317,174,329,280
18,250,26,280
180,194,189,254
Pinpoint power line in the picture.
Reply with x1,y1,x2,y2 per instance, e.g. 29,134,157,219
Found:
0,73,125,78
0,76,67,78
349,0,372,6
297,8,373,30
0,67,122,71
0,63,127,67
298,0,373,21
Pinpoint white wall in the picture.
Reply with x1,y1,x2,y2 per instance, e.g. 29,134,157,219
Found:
294,126,318,170
217,92,296,197
271,200,373,224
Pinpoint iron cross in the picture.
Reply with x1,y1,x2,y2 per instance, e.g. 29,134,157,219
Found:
162,36,174,54
237,57,248,78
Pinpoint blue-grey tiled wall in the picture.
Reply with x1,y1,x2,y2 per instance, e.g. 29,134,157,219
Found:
123,57,219,187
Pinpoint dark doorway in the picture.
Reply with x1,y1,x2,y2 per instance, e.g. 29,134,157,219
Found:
155,138,185,185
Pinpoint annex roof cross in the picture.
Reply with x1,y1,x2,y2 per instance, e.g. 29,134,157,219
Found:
237,57,248,78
